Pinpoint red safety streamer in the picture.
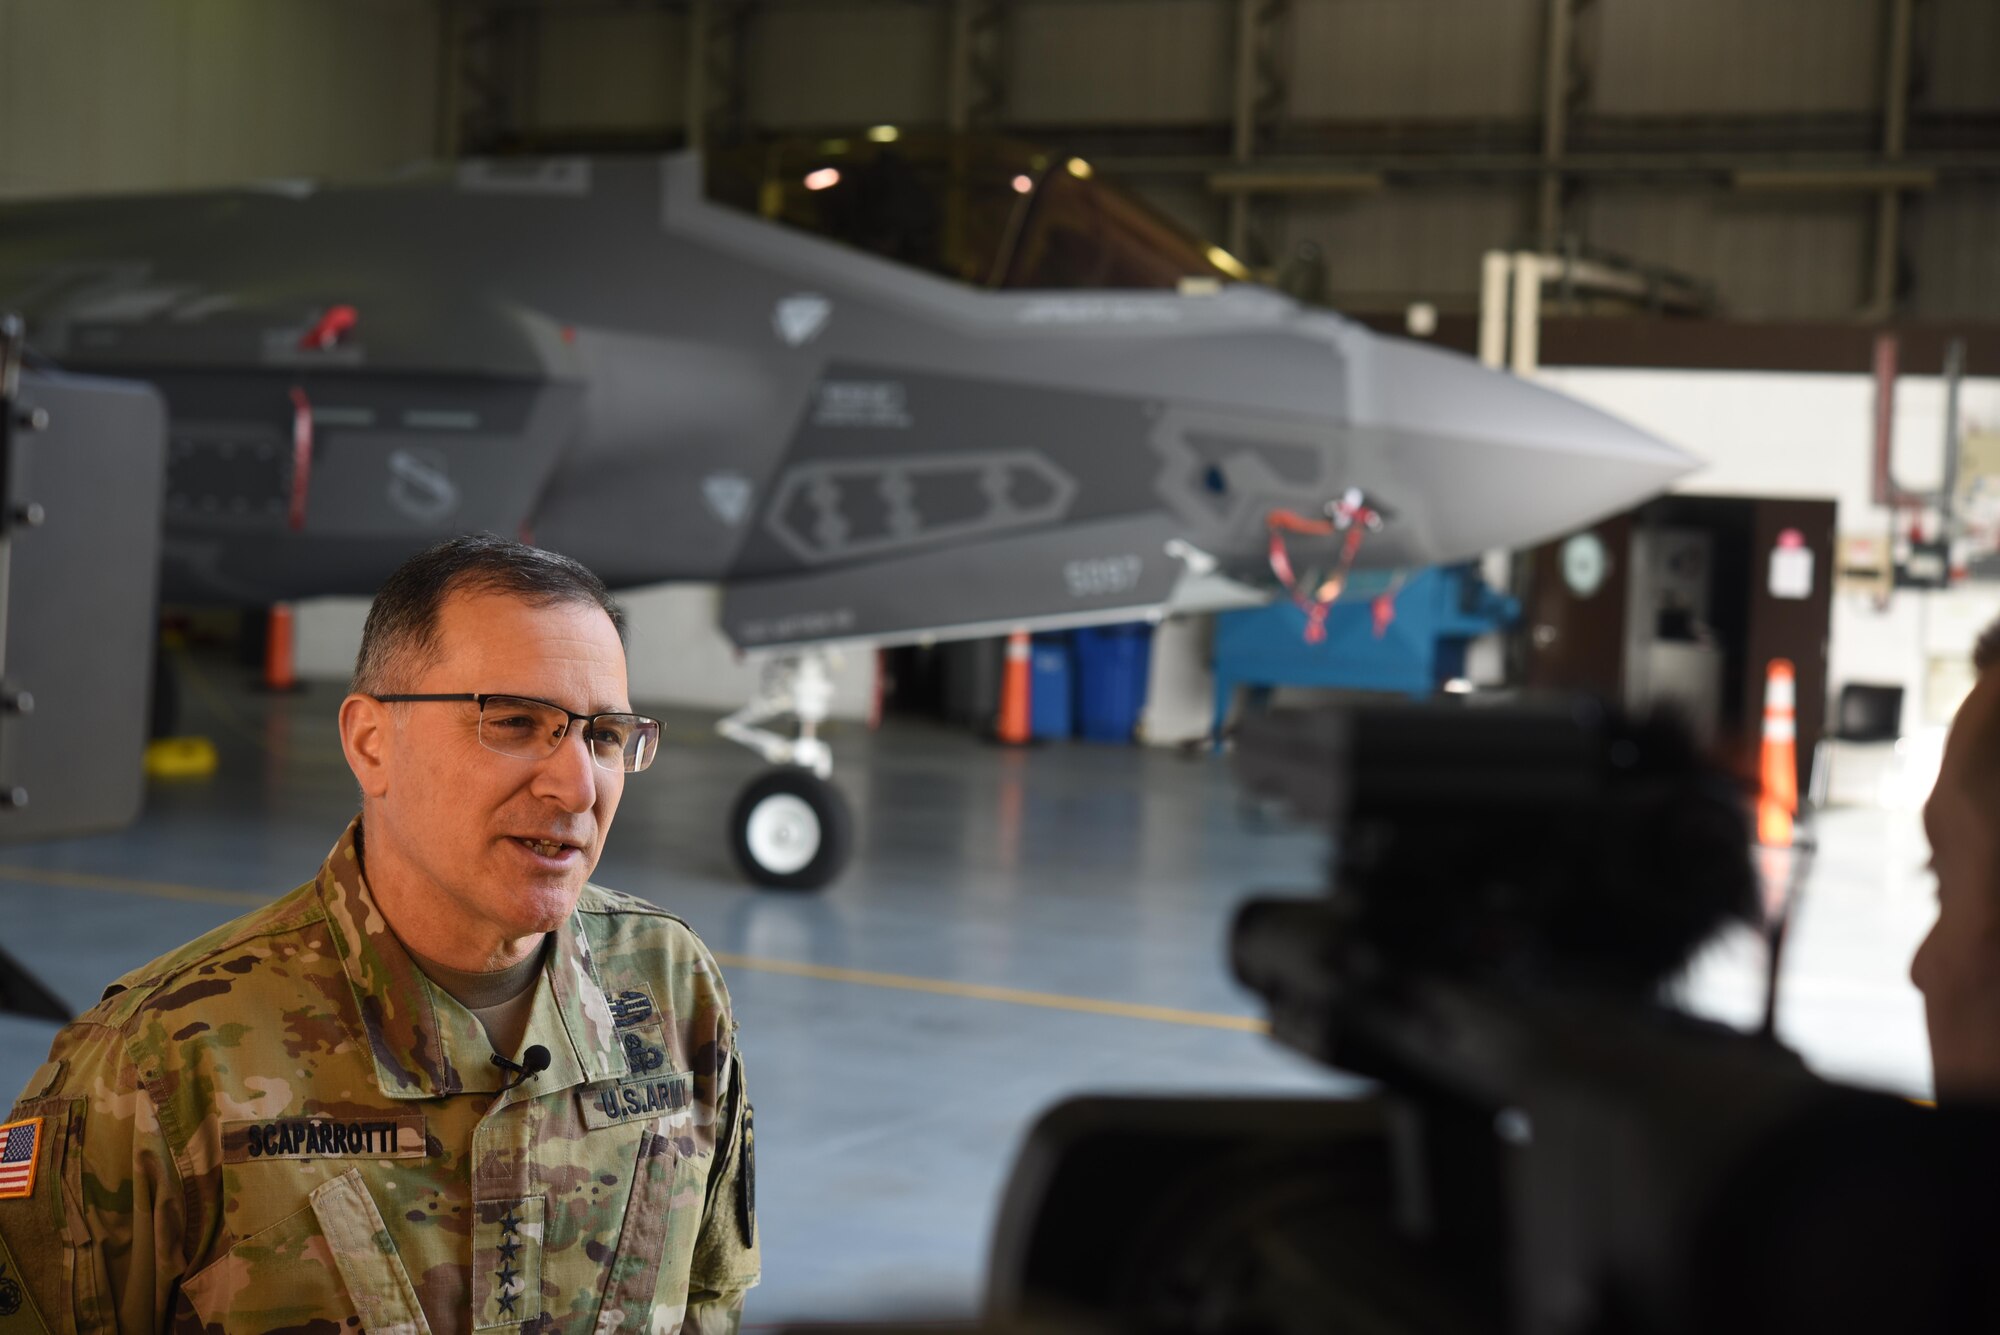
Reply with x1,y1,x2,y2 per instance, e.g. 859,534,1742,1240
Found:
299,305,358,352
1265,491,1385,643
1371,572,1408,639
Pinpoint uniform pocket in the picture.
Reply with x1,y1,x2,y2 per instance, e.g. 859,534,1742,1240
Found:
179,1170,433,1334
313,1168,435,1334
179,1200,353,1331
593,1126,689,1331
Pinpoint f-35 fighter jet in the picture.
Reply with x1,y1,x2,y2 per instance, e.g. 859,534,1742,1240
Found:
0,137,1694,888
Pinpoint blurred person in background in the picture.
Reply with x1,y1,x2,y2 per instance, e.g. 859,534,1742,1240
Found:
1912,619,2000,1103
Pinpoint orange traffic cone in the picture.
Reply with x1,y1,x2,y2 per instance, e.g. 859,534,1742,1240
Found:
996,630,1033,745
1758,658,1797,847
263,602,299,693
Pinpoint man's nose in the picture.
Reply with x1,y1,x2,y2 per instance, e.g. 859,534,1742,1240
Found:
532,723,600,811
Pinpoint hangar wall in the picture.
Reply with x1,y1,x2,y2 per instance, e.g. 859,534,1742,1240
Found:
0,0,441,199
8,0,1991,318
1542,366,2000,734
5,0,1993,318
504,0,2000,322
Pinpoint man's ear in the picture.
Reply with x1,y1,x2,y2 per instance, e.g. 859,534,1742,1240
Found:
339,694,394,799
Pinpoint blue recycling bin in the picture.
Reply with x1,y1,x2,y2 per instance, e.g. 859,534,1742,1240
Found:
1030,634,1073,740
1073,623,1154,743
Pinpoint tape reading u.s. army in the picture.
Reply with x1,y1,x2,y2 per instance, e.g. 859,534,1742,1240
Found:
220,1114,428,1163
579,1071,692,1130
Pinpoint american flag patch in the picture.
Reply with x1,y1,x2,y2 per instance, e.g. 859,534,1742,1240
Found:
0,1116,42,1199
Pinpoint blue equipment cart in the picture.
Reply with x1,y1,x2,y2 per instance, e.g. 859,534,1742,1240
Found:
1212,564,1519,737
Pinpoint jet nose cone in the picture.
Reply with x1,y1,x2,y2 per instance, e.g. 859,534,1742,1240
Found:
1329,329,1699,565
1355,333,1693,472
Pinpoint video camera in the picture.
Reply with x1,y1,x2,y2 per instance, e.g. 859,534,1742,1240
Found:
985,699,2000,1334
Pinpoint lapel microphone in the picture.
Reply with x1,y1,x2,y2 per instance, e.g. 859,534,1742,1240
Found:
491,1044,552,1090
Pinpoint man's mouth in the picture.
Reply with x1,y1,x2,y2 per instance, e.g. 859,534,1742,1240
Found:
515,836,582,859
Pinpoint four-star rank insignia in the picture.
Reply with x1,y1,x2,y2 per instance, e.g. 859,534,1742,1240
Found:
494,1207,524,1318
479,1197,543,1325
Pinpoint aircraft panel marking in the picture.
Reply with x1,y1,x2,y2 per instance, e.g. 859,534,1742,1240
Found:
703,473,754,527
774,293,832,346
812,380,910,429
401,410,480,431
455,159,593,196
762,451,1077,566
1063,555,1145,598
387,448,459,524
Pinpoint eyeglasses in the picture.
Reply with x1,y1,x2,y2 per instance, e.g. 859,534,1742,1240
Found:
372,693,661,773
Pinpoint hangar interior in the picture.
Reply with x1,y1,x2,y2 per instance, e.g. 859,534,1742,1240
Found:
2,0,1998,1326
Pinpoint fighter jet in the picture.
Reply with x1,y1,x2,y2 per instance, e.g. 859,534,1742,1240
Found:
0,135,1695,888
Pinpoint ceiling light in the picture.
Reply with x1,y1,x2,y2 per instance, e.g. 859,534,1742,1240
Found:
1011,174,1033,194
1204,244,1250,281
803,167,841,191
866,125,900,144
1066,157,1093,180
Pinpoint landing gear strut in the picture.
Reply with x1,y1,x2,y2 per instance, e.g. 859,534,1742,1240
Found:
717,651,854,891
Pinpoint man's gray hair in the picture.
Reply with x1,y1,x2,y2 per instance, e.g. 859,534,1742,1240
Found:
352,535,626,695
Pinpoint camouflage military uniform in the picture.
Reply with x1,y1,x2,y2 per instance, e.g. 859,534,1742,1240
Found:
0,819,758,1334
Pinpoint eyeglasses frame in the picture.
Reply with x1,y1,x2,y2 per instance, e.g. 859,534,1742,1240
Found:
368,692,661,773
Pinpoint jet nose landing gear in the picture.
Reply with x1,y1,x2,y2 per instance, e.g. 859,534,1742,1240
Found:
717,650,855,891
730,767,853,891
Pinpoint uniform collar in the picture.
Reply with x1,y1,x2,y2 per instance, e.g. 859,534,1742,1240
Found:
314,816,628,1099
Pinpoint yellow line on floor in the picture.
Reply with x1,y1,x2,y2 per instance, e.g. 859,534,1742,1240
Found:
712,952,1269,1033
0,864,270,907
0,864,1267,1033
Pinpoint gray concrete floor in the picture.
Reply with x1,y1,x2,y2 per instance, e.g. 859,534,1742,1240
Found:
0,664,1936,1322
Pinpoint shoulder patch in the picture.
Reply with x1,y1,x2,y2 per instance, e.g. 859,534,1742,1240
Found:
0,1119,42,1201
13,1063,60,1104
0,1228,53,1332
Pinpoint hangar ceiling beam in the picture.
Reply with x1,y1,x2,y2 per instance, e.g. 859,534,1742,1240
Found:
688,0,757,151
1098,150,2000,184
1226,0,1288,263
1869,0,1917,317
439,0,539,157
947,0,1008,132
1535,0,1583,256
436,0,461,158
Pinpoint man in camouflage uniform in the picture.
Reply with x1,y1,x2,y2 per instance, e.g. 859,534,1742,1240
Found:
0,537,758,1333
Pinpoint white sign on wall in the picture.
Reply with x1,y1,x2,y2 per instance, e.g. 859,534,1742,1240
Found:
1769,528,1815,600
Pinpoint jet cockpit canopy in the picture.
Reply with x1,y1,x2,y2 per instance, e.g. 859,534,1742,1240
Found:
705,132,1247,292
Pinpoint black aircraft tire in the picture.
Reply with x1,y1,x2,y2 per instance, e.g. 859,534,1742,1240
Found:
729,769,852,891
